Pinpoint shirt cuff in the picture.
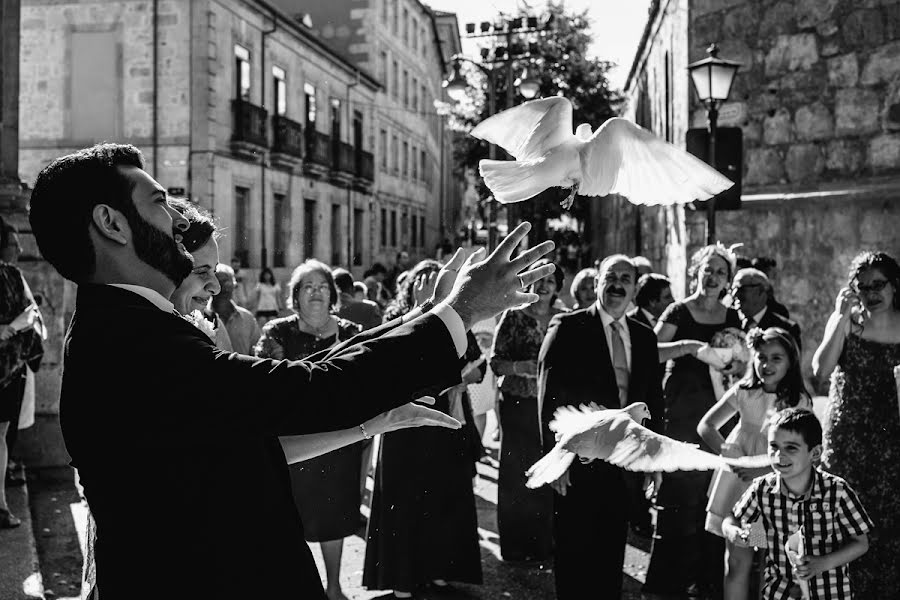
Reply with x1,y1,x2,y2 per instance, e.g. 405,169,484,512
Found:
432,302,467,358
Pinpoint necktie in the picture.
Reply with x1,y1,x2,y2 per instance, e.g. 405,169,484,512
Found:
609,321,629,407
744,317,756,331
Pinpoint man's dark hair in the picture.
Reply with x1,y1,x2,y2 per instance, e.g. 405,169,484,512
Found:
364,263,387,278
331,267,355,295
29,143,145,283
169,199,217,253
770,408,822,449
752,256,777,275
634,274,671,309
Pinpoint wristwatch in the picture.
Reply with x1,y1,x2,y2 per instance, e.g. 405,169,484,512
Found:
418,300,435,314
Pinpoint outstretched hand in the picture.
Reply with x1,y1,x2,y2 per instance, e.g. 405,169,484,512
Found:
440,222,556,330
365,396,461,436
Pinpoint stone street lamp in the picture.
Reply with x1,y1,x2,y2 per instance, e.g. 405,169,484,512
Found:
688,43,740,244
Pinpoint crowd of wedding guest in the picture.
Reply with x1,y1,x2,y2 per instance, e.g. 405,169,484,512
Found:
2,195,898,600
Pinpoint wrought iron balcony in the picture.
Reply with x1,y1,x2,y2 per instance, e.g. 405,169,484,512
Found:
336,141,356,174
271,115,304,159
231,99,268,159
304,129,332,177
356,150,374,182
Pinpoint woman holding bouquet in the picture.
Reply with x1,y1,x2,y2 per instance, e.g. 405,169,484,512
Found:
813,250,900,598
643,244,741,599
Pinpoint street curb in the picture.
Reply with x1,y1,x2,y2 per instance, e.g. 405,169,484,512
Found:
0,471,45,600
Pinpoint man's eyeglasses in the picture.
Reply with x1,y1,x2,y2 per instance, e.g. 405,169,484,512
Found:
853,279,890,294
731,283,763,294
300,283,331,294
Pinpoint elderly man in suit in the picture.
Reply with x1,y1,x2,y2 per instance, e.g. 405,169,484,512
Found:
538,254,664,599
27,143,555,599
731,267,801,349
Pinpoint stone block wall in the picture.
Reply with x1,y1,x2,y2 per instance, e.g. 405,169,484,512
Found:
689,0,900,189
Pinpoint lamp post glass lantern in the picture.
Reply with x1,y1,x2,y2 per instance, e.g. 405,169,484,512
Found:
687,43,740,244
443,55,542,250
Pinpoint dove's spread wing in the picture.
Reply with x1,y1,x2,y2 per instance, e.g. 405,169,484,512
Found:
578,117,734,206
470,97,574,161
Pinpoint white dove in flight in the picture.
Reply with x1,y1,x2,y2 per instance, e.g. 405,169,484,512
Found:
525,402,771,489
470,96,734,209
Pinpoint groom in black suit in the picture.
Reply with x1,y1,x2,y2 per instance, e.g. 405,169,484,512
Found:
28,144,555,599
538,254,664,599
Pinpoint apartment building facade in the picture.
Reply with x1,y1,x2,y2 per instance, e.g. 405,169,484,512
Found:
19,0,383,280
270,0,463,263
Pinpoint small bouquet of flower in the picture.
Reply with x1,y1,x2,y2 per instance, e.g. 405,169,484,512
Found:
183,310,217,341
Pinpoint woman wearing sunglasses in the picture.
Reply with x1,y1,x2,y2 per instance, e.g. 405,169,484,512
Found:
813,250,900,598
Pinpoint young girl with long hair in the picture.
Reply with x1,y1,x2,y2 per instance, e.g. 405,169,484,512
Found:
697,327,812,600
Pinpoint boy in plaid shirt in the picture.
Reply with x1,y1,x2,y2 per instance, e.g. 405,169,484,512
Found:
723,409,873,599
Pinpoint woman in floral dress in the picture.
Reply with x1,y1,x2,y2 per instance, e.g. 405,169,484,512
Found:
813,250,900,599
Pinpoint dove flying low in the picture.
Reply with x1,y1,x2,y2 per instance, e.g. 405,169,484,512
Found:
470,97,734,209
525,402,771,490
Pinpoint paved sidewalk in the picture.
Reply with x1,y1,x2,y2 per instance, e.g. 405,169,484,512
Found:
0,474,43,600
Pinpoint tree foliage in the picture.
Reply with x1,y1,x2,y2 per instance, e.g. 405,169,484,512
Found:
451,1,623,227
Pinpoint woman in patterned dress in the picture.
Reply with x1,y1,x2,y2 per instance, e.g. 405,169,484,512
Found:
813,250,900,599
490,259,566,563
0,218,41,529
254,260,363,600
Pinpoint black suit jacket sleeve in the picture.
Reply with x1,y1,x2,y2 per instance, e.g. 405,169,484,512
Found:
191,313,458,437
538,313,578,453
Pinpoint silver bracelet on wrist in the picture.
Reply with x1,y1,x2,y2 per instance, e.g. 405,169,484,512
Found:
359,423,372,440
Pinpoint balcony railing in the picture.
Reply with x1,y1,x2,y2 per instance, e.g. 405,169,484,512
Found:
335,141,356,174
305,129,332,168
231,98,268,148
355,150,374,182
271,115,304,158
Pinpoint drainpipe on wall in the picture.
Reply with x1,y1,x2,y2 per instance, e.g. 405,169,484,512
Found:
346,70,360,271
152,0,159,176
260,12,277,269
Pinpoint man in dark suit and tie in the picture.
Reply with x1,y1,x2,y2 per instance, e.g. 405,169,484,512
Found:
731,268,802,349
629,273,674,331
27,144,556,599
538,254,664,599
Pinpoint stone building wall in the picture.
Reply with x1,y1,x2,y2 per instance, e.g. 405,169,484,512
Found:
688,0,900,189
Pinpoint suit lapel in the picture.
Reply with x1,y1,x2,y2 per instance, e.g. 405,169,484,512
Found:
625,318,647,405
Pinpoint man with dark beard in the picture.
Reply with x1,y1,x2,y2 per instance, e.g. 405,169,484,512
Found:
28,144,557,599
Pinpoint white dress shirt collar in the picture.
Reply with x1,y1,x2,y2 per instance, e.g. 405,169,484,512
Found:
107,284,176,314
640,308,658,328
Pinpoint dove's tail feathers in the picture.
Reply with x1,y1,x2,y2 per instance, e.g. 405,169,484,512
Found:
525,446,576,489
479,158,551,204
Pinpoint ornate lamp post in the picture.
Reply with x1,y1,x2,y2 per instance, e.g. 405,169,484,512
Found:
444,56,541,250
687,43,740,244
